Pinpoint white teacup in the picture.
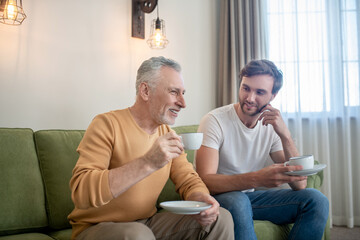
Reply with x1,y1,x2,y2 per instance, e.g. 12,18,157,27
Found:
284,155,314,170
179,133,203,150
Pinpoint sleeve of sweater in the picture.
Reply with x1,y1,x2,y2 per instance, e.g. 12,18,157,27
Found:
70,113,114,209
170,153,210,199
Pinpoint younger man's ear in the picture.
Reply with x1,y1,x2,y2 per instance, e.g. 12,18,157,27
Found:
270,93,277,102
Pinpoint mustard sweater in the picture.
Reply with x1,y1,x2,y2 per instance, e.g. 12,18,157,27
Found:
67,108,209,239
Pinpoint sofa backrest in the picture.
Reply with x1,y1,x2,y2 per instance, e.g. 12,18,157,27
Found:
34,130,85,230
156,125,199,206
0,128,48,236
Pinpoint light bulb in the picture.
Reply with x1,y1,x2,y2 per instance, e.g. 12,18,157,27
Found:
155,29,162,46
6,0,17,20
0,0,27,25
147,18,169,49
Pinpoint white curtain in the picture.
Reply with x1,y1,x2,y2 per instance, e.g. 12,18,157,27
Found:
265,0,360,227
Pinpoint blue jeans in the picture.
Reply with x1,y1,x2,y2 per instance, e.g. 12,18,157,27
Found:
214,188,329,240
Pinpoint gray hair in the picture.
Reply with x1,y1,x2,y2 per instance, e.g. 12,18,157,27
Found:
135,56,182,95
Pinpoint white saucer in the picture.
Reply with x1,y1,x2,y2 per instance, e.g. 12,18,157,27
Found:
160,201,211,215
285,164,327,176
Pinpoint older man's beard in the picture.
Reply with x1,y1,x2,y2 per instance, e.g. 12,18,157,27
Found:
150,108,176,126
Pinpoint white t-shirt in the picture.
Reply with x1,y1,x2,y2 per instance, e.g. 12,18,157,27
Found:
196,104,283,176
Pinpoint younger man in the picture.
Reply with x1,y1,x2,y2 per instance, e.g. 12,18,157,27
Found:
196,59,328,240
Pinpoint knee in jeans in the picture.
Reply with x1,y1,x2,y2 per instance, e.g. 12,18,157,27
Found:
228,192,251,211
306,189,329,219
216,191,252,216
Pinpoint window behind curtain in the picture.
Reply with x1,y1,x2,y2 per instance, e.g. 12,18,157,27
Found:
266,0,359,114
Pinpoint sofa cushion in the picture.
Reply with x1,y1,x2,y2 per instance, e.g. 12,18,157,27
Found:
254,220,292,240
47,229,72,240
0,233,54,240
0,128,48,236
34,130,85,230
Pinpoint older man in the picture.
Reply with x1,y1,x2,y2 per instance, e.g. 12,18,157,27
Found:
68,56,234,240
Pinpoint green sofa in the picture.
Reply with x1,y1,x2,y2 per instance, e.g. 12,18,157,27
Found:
0,126,329,240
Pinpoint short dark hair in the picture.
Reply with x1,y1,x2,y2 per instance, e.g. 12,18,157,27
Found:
239,59,283,94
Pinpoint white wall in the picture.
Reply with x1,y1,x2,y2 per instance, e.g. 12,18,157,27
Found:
0,0,219,130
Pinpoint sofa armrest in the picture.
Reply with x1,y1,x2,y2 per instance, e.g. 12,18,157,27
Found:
306,160,324,190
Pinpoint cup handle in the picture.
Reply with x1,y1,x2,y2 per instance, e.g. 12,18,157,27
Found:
284,161,290,167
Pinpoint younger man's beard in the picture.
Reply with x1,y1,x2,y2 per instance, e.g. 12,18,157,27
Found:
240,101,268,117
